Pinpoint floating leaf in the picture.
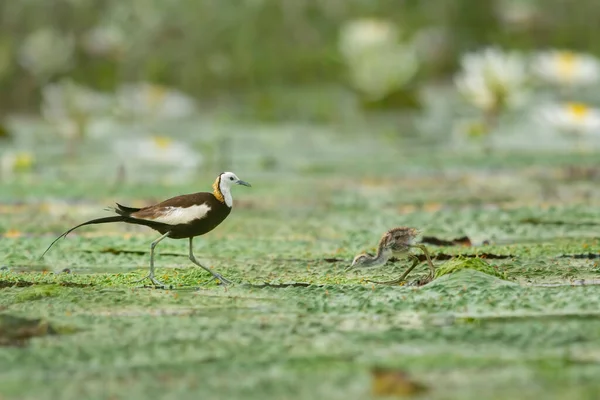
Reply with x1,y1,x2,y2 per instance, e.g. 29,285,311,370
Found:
421,235,473,247
434,256,508,280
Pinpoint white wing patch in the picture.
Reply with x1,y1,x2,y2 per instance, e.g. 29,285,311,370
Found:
141,204,211,225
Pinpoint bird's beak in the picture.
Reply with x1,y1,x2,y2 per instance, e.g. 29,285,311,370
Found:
345,263,355,272
236,180,251,187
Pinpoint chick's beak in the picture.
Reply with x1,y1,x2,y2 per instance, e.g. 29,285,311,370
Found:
236,180,251,187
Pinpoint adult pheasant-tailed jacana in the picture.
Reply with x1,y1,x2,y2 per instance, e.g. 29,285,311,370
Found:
41,172,251,287
346,227,435,285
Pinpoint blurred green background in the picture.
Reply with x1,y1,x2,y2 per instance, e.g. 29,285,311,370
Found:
1,0,598,115
2,0,600,184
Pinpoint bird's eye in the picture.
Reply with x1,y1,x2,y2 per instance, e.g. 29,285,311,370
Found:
230,177,235,181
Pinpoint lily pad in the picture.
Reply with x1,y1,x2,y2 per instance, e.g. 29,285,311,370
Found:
434,256,508,280
425,268,518,290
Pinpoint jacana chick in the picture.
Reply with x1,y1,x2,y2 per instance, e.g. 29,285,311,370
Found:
346,227,435,285
41,172,251,288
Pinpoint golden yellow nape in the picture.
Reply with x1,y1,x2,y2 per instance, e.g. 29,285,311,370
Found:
212,176,225,203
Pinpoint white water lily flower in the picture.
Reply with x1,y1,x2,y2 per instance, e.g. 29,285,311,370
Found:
114,136,202,170
41,80,113,139
42,80,113,119
339,19,398,59
495,0,538,27
347,45,419,101
338,19,419,100
0,151,34,181
115,83,197,119
455,48,528,112
82,25,127,57
537,102,600,134
19,28,74,81
532,50,600,86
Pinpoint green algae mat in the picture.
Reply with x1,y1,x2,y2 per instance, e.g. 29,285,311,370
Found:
3,147,600,400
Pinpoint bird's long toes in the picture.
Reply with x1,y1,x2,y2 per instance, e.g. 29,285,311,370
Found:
215,276,232,285
133,274,150,283
211,273,232,285
196,274,231,287
366,278,403,285
132,274,170,289
150,278,168,289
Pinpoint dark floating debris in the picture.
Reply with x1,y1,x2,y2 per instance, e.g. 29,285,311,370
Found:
559,253,600,259
420,235,472,247
82,247,173,256
529,280,600,287
80,247,186,257
0,280,92,289
519,218,600,226
247,282,324,289
408,253,513,262
0,280,34,289
325,253,513,264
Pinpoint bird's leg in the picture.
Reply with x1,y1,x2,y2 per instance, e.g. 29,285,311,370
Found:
410,244,436,280
367,254,421,285
134,231,171,288
188,237,232,285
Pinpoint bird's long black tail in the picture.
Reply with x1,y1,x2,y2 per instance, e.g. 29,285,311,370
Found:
40,216,126,259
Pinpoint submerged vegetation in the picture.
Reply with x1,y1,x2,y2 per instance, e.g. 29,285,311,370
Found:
434,257,508,280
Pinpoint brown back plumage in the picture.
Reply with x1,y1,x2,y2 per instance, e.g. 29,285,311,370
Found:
126,193,219,219
379,227,419,254
118,192,231,239
42,191,232,259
